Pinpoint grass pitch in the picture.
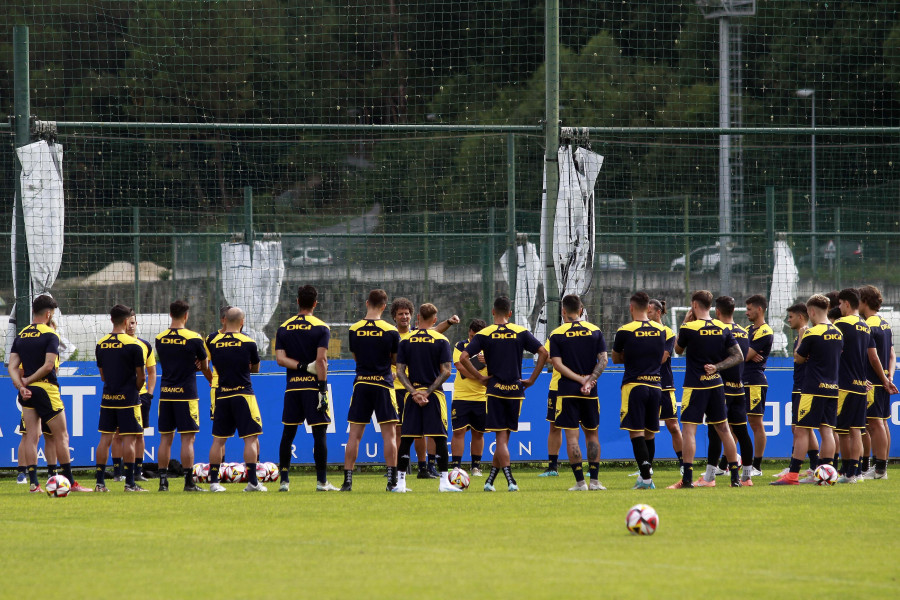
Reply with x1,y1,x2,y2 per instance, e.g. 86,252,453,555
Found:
2,464,898,599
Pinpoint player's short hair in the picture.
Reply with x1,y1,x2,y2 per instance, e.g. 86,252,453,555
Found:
297,285,317,310
858,285,883,311
561,294,583,315
837,288,860,309
825,291,840,309
745,294,768,311
715,295,735,317
468,318,487,334
827,306,842,321
691,290,713,309
32,295,58,315
390,297,414,319
170,300,190,319
649,298,667,314
807,294,829,312
110,304,132,326
787,302,808,318
493,296,512,315
419,303,438,322
629,291,649,310
219,305,232,320
367,289,388,308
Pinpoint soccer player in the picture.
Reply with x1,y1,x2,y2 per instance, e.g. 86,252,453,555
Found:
206,307,266,492
744,294,773,475
648,299,684,473
460,296,548,492
205,305,231,465
667,290,743,489
16,318,58,484
612,292,665,490
155,300,212,492
698,296,752,486
94,304,148,492
274,284,337,492
450,318,488,476
539,341,563,478
342,289,401,492
8,295,90,493
858,285,896,479
395,303,457,492
772,295,842,485
833,289,897,483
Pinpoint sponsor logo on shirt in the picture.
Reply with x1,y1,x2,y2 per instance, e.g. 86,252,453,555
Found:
160,338,187,345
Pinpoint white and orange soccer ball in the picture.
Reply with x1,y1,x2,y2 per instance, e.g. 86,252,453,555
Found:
448,467,470,490
626,504,659,536
192,463,210,483
814,464,838,486
265,462,279,482
255,462,269,483
45,475,71,498
225,463,246,483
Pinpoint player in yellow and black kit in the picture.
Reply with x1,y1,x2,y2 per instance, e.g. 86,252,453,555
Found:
858,285,897,479
612,292,665,490
648,299,684,473
668,290,743,489
342,289,402,492
95,304,148,492
274,285,336,492
540,338,563,477
394,303,457,493
8,295,90,493
205,305,231,465
206,307,265,492
460,296,548,492
773,295,842,485
450,318,488,476
155,300,212,492
743,294,774,475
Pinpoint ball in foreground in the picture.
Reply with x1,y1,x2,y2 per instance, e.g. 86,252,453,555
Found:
626,504,658,536
46,475,71,497
192,463,210,483
448,467,470,490
814,464,838,486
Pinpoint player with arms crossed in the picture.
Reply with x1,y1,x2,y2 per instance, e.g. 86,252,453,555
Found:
667,290,743,489
858,285,896,479
155,300,212,492
342,289,401,492
460,296,549,492
395,303,457,492
743,294,774,476
648,299,684,473
274,284,337,492
773,295,843,485
94,304,148,492
612,292,665,490
450,318,488,476
8,295,90,493
206,308,266,492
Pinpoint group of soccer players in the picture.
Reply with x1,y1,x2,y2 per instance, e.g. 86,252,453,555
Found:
8,282,895,493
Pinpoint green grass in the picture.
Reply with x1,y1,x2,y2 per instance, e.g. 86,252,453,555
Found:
2,464,898,599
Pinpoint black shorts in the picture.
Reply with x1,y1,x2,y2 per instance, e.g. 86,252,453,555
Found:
485,395,523,432
401,391,448,437
745,385,767,416
555,395,601,431
726,392,747,425
791,391,800,426
618,384,660,433
796,394,837,429
212,394,263,438
867,386,890,420
659,390,678,420
451,399,487,433
158,400,201,434
99,405,143,435
282,389,331,427
19,412,53,436
20,384,64,426
545,391,558,422
139,393,153,425
836,390,867,432
394,389,408,424
680,387,727,425
347,384,399,425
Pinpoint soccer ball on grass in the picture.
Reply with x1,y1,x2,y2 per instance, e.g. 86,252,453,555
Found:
814,464,838,486
448,467,470,490
626,504,658,536
46,475,71,497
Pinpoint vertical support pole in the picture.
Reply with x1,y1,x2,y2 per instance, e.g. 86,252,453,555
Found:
133,206,141,312
631,198,638,292
810,95,817,281
718,16,732,297
488,207,496,306
506,133,517,315
423,210,430,299
683,195,690,305
13,26,31,332
834,207,841,289
765,186,775,295
543,0,561,332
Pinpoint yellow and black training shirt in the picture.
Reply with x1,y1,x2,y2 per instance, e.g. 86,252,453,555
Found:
135,336,156,395
464,322,542,400
452,340,487,401
155,328,207,401
676,319,736,390
547,320,606,399
660,324,676,392
795,323,843,397
11,323,60,387
393,330,414,393
348,319,400,389
397,328,452,390
275,314,330,392
612,319,665,389
206,332,260,399
866,315,893,388
720,322,748,396
833,315,875,395
743,322,773,386
96,333,145,407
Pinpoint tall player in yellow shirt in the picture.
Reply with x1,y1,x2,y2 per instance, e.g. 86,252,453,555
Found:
450,318,488,476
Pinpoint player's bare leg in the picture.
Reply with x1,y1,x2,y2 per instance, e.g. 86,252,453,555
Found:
111,431,125,481
585,429,604,490
564,428,586,490
341,423,367,491
748,414,765,473
541,424,562,476
485,430,517,491
665,418,683,470
21,410,41,490
471,430,485,474
242,435,266,491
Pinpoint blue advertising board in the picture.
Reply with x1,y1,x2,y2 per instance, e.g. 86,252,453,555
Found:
2,359,898,467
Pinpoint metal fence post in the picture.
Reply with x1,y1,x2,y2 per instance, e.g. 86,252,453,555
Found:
13,26,31,331
506,133,517,316
543,0,560,332
765,186,775,296
683,195,690,305
133,206,140,311
835,207,841,289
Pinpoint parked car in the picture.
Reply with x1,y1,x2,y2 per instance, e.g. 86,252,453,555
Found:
669,244,751,274
289,246,333,266
596,252,628,270
797,240,863,266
